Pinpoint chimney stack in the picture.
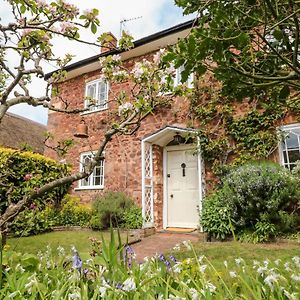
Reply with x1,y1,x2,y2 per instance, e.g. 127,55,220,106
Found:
100,32,118,53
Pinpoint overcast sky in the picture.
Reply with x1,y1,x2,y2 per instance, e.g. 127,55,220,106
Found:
1,0,192,125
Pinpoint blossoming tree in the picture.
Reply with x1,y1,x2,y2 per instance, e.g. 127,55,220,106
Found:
0,0,180,233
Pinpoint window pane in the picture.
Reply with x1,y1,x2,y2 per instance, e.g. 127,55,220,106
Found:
285,132,299,149
287,149,300,164
282,150,288,164
87,83,96,98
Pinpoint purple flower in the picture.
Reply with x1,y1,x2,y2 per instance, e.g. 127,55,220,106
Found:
72,253,82,271
169,255,177,262
164,260,171,269
159,254,166,262
116,283,124,289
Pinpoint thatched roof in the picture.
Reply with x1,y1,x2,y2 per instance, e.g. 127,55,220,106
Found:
0,113,46,154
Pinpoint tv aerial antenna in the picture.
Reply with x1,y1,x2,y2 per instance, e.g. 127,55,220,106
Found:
120,16,142,36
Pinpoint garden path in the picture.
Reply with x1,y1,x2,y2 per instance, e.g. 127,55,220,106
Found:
131,232,199,262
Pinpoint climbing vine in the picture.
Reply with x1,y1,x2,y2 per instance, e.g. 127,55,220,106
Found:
189,74,300,176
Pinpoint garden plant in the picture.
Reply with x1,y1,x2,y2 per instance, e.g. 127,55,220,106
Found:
1,230,300,299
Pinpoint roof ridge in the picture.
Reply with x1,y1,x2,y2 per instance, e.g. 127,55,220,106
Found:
5,112,47,128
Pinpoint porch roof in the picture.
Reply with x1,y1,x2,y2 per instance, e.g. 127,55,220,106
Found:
142,125,196,147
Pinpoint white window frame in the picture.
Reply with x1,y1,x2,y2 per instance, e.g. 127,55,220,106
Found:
82,79,109,114
279,123,300,170
77,151,105,190
174,65,194,88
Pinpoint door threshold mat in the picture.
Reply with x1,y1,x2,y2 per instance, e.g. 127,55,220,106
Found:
164,227,197,233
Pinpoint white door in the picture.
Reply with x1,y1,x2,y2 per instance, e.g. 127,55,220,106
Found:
167,148,199,228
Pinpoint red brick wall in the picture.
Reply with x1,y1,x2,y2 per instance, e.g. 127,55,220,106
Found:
45,53,192,221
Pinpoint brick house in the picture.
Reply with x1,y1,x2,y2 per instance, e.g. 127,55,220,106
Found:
45,20,300,230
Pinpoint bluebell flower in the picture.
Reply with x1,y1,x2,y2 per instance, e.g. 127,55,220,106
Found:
169,255,177,262
159,254,166,262
72,252,82,271
116,283,124,289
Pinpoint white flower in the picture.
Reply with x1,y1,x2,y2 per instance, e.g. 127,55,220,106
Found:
153,48,166,64
283,290,299,300
257,266,268,276
132,62,144,78
263,260,269,267
292,256,300,268
189,288,199,300
199,264,207,273
99,286,107,298
205,282,217,294
223,260,228,268
60,22,74,34
173,263,182,273
198,255,204,263
15,263,25,273
112,54,121,62
122,277,136,292
182,240,192,250
68,291,81,300
291,274,300,282
229,271,237,278
285,262,292,272
173,244,181,251
264,273,279,291
274,259,281,266
8,291,20,299
235,258,243,266
118,102,134,115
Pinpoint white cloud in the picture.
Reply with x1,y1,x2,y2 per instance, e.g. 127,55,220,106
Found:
1,0,193,125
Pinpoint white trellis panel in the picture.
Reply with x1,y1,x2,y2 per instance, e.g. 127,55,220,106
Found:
141,141,154,227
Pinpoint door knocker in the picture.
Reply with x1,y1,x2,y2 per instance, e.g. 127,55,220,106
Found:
181,163,186,177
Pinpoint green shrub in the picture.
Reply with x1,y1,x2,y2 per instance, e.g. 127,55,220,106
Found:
11,196,91,236
122,206,143,229
201,162,300,241
0,147,70,215
49,195,91,227
91,191,142,229
10,207,52,237
200,190,236,240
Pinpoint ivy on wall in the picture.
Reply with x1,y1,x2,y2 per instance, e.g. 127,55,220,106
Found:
188,75,300,176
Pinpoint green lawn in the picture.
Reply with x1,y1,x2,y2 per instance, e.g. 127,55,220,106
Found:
7,230,134,259
172,240,300,270
7,231,300,266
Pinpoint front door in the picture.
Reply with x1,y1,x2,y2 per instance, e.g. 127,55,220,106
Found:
166,147,199,228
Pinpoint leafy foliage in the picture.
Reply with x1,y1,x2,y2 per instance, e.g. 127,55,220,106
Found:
91,191,142,229
0,147,70,215
10,208,52,237
201,162,300,241
10,195,91,236
1,238,300,298
170,0,300,173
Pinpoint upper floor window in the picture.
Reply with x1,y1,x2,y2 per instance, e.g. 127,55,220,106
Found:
79,152,104,189
175,65,193,88
84,79,108,112
280,124,300,170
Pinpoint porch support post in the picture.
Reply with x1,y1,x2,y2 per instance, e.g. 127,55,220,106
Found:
141,140,154,228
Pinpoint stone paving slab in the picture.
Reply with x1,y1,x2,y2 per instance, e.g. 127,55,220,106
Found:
131,232,199,262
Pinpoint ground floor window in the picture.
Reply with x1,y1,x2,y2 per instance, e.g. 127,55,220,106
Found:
280,124,300,170
79,152,104,188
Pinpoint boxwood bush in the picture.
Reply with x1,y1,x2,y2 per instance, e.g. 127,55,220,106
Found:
201,162,300,242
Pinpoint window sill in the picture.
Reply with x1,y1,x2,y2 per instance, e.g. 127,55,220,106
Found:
80,107,108,116
74,186,104,191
